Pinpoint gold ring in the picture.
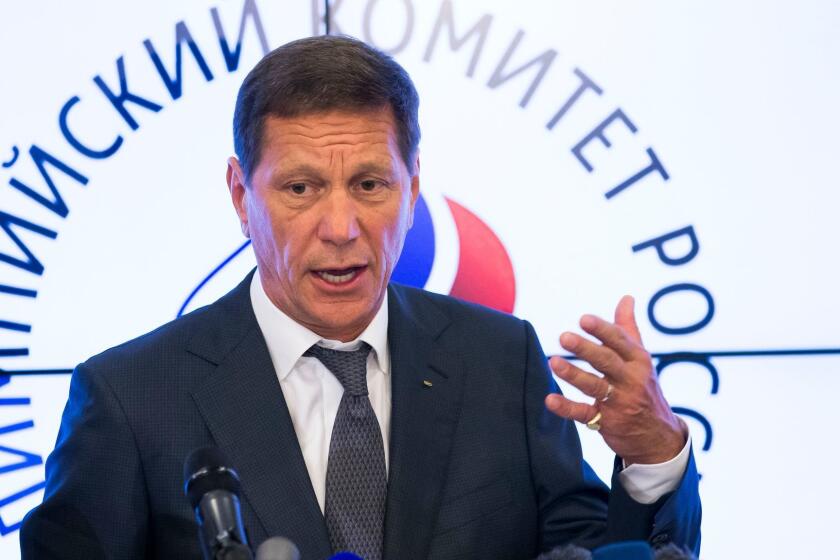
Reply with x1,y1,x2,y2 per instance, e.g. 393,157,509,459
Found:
600,383,614,403
586,411,602,431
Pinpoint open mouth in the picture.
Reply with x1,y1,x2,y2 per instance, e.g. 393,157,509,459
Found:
313,266,366,285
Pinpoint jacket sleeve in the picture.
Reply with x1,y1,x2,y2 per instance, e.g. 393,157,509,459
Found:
20,362,149,560
522,320,701,553
606,447,702,553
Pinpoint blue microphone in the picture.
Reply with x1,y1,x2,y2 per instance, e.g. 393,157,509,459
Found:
328,553,363,560
592,541,653,560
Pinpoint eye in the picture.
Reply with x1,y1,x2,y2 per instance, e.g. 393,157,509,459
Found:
289,183,308,195
360,179,379,192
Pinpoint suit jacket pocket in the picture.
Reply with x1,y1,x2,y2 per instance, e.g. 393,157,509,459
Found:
434,477,513,535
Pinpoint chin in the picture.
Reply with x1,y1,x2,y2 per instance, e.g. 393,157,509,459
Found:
308,303,374,338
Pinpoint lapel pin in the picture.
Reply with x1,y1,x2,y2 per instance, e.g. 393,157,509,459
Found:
422,380,433,387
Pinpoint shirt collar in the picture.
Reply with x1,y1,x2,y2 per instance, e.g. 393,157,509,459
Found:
249,271,390,381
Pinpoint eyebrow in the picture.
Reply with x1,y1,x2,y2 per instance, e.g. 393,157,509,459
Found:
271,164,324,184
349,159,396,177
272,160,397,184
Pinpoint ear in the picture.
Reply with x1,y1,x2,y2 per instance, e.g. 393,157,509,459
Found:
227,157,250,238
408,155,420,229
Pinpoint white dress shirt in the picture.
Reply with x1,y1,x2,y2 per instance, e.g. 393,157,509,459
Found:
250,273,391,513
249,273,690,511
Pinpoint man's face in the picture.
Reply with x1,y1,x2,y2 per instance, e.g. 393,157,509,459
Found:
227,108,419,341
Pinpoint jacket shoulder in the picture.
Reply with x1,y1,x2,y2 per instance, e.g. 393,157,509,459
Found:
81,275,254,387
84,304,213,367
389,283,528,341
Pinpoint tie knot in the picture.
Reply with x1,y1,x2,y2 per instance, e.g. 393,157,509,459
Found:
304,342,372,396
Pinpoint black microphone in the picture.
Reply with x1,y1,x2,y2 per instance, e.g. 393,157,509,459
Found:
184,447,253,560
254,537,301,560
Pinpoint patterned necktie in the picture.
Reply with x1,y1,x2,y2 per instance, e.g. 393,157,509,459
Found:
304,342,386,560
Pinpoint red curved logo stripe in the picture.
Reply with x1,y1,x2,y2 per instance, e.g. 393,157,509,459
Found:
445,197,516,313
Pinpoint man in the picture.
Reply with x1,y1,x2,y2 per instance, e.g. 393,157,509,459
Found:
21,36,700,559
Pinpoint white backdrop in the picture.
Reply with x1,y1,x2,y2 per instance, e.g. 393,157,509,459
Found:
1,1,839,558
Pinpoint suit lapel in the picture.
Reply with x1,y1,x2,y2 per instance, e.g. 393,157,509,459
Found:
187,274,331,559
184,277,464,559
383,285,465,559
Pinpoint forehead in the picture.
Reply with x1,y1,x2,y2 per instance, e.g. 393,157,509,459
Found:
258,108,401,166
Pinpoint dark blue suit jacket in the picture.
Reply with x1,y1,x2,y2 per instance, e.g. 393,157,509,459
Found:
21,273,700,559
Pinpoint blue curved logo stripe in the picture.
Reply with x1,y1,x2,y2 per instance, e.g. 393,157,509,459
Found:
390,193,434,288
176,240,252,318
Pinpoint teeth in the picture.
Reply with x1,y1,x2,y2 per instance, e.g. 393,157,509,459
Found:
318,270,356,284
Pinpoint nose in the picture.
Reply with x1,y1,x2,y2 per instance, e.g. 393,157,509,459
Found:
316,189,361,246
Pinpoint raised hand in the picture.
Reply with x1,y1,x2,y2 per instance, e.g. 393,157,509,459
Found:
545,295,686,465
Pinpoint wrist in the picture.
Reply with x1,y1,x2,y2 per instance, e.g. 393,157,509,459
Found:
624,416,688,466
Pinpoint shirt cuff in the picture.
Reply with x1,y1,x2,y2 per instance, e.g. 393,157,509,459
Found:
618,432,692,505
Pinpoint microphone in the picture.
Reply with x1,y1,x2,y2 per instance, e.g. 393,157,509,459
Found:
592,541,653,560
255,537,300,560
327,554,363,560
184,446,253,560
536,543,592,559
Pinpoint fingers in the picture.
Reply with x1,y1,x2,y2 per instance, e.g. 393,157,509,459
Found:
549,356,611,400
578,314,643,363
559,331,626,378
614,295,643,345
545,393,600,424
